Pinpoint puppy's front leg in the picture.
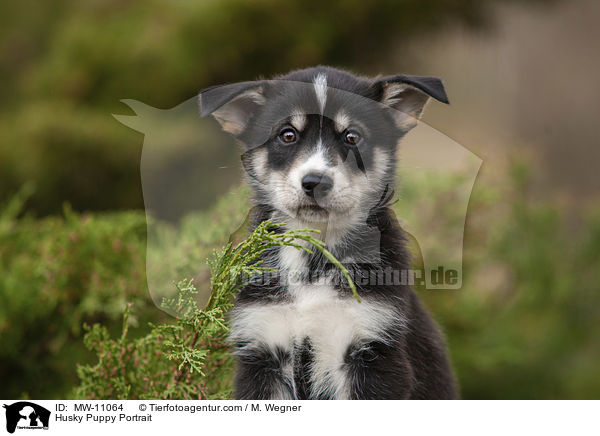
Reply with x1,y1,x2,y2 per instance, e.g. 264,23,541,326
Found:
345,340,414,400
234,346,295,400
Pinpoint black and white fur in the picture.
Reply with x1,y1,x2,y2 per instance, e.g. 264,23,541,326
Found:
200,66,458,399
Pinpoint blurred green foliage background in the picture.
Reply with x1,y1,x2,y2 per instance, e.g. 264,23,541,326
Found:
1,0,599,399
0,0,552,215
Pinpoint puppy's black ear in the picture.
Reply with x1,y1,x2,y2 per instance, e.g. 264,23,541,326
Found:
376,74,448,130
199,81,266,135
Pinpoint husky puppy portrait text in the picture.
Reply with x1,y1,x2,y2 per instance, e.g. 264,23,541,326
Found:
200,66,458,399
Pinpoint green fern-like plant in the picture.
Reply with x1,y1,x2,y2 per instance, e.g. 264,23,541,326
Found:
74,221,356,399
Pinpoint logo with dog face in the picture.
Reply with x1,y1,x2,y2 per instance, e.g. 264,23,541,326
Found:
114,67,482,311
3,402,50,433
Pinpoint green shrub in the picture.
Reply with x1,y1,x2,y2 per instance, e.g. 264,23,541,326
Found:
74,280,234,400
0,188,152,398
418,164,600,399
74,221,356,399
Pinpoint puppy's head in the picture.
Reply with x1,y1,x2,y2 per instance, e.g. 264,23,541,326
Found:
200,67,448,226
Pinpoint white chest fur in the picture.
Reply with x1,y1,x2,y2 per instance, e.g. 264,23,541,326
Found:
230,247,401,399
231,287,398,399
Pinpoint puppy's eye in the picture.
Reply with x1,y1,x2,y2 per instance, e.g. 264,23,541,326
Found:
344,131,361,145
279,128,297,144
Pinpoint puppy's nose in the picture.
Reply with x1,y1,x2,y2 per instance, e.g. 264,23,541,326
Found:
302,173,333,197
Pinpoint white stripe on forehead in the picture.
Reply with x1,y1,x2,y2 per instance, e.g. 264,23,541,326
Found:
313,73,328,115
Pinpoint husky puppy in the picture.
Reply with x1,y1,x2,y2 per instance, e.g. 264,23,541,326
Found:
199,66,458,399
